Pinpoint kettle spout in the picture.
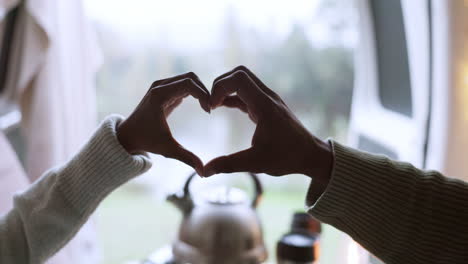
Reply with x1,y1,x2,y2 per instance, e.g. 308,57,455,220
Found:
167,192,194,215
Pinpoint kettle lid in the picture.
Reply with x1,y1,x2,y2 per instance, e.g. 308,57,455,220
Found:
179,171,264,208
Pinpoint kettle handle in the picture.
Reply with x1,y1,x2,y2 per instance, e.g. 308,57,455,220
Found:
183,172,263,208
182,171,197,198
248,172,263,208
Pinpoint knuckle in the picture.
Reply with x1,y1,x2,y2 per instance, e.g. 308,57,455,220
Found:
213,76,227,86
181,77,194,84
150,80,162,88
174,78,191,88
234,65,248,72
150,86,162,94
185,72,197,79
182,78,197,89
232,70,249,79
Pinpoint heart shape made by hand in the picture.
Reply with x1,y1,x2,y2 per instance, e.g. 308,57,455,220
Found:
167,96,255,171
119,66,332,180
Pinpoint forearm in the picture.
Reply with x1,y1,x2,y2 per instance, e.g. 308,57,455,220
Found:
306,141,468,263
0,115,152,263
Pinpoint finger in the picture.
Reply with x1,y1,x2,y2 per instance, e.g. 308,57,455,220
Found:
143,74,186,99
234,66,284,103
212,65,250,85
165,98,183,116
221,95,258,123
136,74,195,111
150,72,211,111
152,72,209,96
221,95,248,113
204,148,258,177
211,70,269,115
154,78,211,113
214,65,283,103
163,141,204,176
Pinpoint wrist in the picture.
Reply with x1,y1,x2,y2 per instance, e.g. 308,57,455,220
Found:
116,121,138,154
303,137,333,183
301,138,333,204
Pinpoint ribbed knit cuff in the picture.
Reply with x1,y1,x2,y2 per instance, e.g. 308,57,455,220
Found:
304,141,468,263
305,140,387,239
57,115,152,216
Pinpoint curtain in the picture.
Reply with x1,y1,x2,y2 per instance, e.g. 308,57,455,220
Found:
0,0,102,263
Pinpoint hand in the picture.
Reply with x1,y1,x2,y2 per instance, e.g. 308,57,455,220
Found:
116,72,211,175
204,66,333,186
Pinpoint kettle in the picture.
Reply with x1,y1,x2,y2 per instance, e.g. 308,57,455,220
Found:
167,172,268,264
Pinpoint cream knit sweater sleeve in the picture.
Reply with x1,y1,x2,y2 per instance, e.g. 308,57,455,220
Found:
0,115,152,264
307,141,468,264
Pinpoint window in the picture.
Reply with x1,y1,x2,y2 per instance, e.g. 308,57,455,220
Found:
371,0,413,117
358,135,398,159
84,0,356,263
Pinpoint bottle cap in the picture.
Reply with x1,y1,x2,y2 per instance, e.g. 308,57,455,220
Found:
276,233,317,262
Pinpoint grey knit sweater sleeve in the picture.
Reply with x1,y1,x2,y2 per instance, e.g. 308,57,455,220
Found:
306,141,468,263
0,115,152,264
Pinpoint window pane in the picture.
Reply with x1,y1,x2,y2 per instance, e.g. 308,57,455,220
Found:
371,0,413,117
85,0,356,263
357,135,398,159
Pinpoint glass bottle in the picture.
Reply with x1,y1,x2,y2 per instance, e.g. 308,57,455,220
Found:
276,212,321,264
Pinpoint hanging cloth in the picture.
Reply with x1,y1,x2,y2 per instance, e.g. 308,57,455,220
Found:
0,0,103,263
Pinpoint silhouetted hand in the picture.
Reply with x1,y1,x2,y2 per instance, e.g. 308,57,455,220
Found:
116,72,210,175
204,66,333,188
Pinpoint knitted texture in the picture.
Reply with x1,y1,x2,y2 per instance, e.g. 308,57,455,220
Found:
0,115,152,263
307,141,468,264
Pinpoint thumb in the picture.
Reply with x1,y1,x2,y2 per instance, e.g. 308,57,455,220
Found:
163,142,204,176
204,148,257,177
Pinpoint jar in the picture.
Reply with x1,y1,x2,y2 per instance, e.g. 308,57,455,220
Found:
276,212,321,264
